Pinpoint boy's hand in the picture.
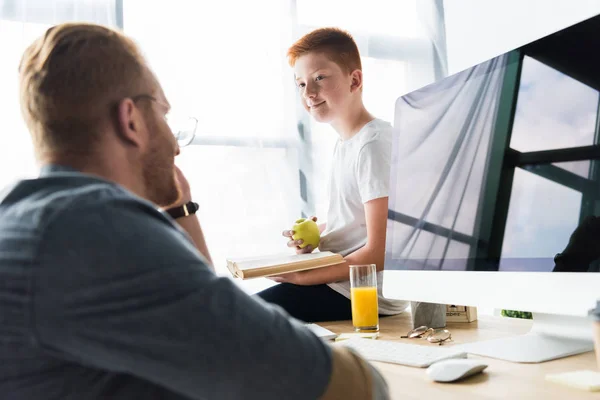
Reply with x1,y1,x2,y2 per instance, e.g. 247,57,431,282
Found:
282,216,318,254
267,271,307,285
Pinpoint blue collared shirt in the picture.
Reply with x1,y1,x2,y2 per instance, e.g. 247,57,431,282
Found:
0,165,331,399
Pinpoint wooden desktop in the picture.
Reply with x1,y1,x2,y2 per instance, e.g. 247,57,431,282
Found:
321,313,598,399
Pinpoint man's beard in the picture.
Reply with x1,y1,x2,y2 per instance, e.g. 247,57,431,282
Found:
141,136,180,208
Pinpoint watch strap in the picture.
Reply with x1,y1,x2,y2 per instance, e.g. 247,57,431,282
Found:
166,201,199,219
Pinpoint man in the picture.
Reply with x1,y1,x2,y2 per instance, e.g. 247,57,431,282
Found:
0,23,389,399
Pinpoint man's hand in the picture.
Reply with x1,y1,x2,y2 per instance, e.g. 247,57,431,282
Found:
161,166,192,210
163,166,214,269
173,165,192,207
282,216,318,254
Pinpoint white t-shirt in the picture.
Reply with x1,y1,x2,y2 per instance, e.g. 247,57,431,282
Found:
319,118,408,315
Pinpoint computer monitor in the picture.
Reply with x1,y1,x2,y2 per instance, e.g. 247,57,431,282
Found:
382,13,600,363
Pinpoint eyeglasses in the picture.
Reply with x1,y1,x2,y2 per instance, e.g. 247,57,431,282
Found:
131,94,198,147
166,114,198,148
401,326,453,345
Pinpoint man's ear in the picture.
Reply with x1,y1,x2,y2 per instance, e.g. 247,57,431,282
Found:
115,98,147,149
350,69,363,93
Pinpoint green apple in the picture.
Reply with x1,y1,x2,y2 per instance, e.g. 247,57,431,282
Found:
292,218,320,249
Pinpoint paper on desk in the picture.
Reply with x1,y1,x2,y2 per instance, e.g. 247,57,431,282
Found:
546,370,600,392
305,323,337,340
335,332,380,342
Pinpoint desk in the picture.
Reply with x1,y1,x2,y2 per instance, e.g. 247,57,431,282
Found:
321,313,598,399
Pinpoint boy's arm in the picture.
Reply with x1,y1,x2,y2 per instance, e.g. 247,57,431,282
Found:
272,136,392,285
344,196,387,270
272,197,387,286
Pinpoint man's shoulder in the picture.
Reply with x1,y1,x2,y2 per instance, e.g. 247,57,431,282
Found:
0,172,161,235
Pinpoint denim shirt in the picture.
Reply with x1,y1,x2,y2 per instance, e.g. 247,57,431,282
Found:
0,165,332,400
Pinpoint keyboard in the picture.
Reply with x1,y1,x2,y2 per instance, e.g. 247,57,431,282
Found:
335,338,467,368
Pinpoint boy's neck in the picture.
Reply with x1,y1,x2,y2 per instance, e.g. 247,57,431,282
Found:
330,104,375,140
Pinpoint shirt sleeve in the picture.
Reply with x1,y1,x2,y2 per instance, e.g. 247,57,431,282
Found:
32,192,332,400
320,346,390,400
356,134,392,204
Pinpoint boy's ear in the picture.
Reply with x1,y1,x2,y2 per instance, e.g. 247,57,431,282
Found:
350,69,363,93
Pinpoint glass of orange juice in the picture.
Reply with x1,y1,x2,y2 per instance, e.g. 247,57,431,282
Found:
349,264,379,333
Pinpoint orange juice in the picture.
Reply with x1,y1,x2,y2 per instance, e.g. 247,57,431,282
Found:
350,287,379,330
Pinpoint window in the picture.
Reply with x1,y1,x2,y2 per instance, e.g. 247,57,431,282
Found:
0,20,48,189
0,0,118,188
552,160,593,178
295,0,420,38
500,168,582,271
175,145,301,281
510,56,599,153
124,0,302,293
496,54,600,271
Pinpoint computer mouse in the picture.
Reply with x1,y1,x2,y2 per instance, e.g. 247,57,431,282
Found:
426,359,488,383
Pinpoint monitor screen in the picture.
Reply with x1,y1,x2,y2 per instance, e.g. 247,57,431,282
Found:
385,14,600,274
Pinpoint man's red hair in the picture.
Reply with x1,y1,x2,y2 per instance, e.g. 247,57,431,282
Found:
287,27,362,73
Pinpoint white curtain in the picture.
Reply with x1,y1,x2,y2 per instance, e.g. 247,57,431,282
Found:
417,0,448,80
0,0,117,189
386,54,509,271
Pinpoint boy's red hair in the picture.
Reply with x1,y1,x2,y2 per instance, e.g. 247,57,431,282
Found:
287,27,362,72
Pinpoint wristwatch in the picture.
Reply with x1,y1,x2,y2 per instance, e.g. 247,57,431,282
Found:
165,201,199,219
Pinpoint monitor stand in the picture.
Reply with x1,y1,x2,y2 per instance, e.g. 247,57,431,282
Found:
458,312,594,363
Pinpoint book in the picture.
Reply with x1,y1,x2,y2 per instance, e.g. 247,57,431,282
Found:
226,251,344,280
446,305,478,323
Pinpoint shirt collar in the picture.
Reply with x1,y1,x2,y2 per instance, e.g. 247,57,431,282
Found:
39,164,79,177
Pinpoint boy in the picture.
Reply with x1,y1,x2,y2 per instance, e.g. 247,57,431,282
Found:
257,28,408,322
